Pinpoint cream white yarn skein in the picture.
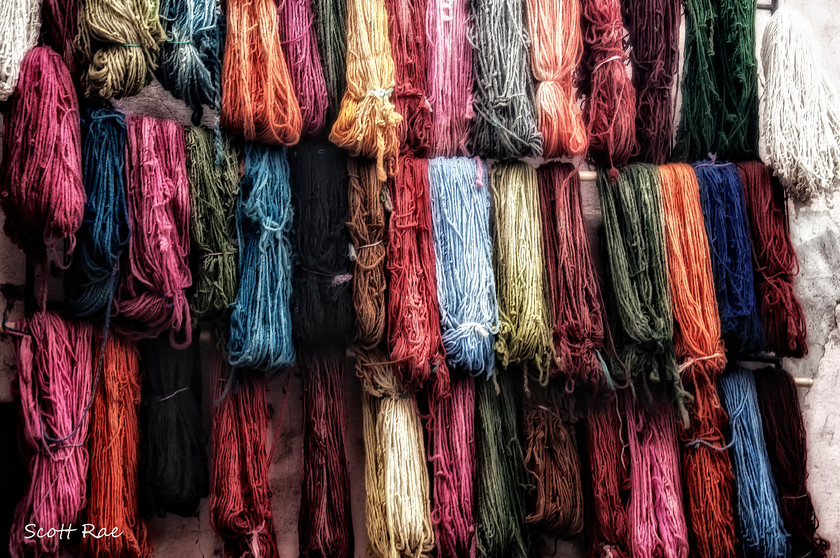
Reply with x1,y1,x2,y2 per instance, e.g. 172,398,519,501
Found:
0,0,41,101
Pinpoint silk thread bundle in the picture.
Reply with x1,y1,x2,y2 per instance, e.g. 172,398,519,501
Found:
210,352,279,558
300,351,354,558
40,0,79,75
117,116,192,346
228,144,295,370
157,0,221,121
8,313,93,558
622,0,680,164
718,366,790,557
1,46,85,253
754,367,830,558
575,0,636,171
597,165,687,413
0,0,40,101
221,0,302,145
186,127,240,322
76,0,165,99
693,161,764,353
82,334,149,558
428,157,498,377
491,162,553,382
469,0,542,159
525,0,587,159
659,163,737,558
625,395,690,558
429,375,476,558
289,140,353,349
138,334,208,517
425,0,473,156
738,161,807,358
476,373,530,558
388,156,449,395
537,163,606,391
311,0,347,121
329,0,402,181
278,0,329,136
347,158,388,348
65,108,129,319
760,8,840,201
385,0,432,155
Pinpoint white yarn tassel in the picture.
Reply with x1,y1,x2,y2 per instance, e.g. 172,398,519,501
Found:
0,0,41,101
760,7,840,202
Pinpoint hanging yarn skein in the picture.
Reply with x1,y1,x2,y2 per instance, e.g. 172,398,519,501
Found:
659,163,738,558
469,0,542,159
221,0,302,145
329,0,402,180
186,127,240,322
426,0,473,156
760,7,840,201
738,161,807,357
693,161,764,353
9,313,93,558
719,366,790,557
310,0,347,121
525,0,587,159
41,0,79,75
1,46,85,253
77,0,165,99
117,116,192,346
82,334,149,558
755,367,830,558
428,157,498,377
576,0,636,171
491,162,553,382
537,163,607,391
0,0,40,101
228,144,295,371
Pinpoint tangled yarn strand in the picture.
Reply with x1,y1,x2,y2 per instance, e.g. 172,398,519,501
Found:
0,0,40,101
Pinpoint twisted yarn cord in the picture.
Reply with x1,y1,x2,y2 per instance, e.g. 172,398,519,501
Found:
718,366,790,557
9,313,94,558
626,394,690,558
760,7,840,201
157,0,221,122
469,0,542,159
525,0,587,159
426,0,473,157
491,162,553,382
66,108,129,320
221,0,302,145
299,351,353,558
348,158,388,348
429,375,476,558
138,334,208,517
186,127,240,322
623,0,680,164
82,334,149,558
310,0,347,121
738,161,807,357
476,373,531,558
388,156,449,395
278,0,329,136
537,163,606,391
428,157,498,378
76,0,165,99
289,140,353,349
693,161,764,353
1,46,85,253
228,144,295,371
40,0,79,76
329,0,402,181
0,0,39,101
659,163,737,558
116,116,192,347
575,0,636,171
754,367,830,558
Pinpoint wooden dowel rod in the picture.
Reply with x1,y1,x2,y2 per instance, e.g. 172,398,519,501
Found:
794,377,814,388
579,170,597,181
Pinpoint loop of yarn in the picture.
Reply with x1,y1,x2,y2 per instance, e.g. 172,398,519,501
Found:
310,0,347,121
40,0,79,75
1,46,85,253
0,0,40,101
228,144,295,371
221,0,302,145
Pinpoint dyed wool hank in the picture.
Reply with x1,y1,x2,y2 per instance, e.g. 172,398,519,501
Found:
40,0,79,75
0,0,40,101
311,0,348,121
